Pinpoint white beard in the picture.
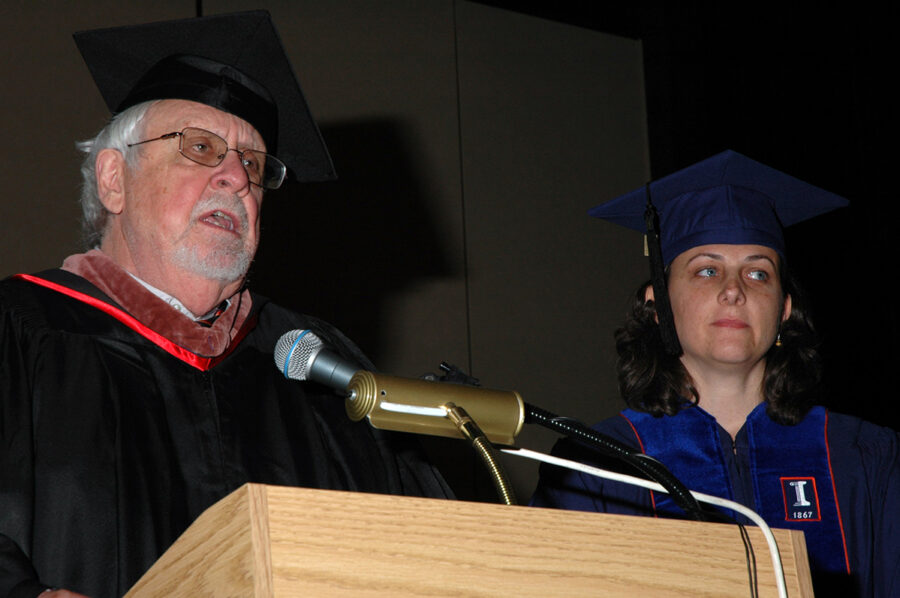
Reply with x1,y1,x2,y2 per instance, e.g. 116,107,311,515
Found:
172,241,253,283
171,193,255,284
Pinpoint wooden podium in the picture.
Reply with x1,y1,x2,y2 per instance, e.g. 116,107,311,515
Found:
125,483,813,597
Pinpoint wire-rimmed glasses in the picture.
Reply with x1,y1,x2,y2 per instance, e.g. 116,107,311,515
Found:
127,126,287,190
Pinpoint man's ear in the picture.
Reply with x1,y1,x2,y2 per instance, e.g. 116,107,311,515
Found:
96,149,127,214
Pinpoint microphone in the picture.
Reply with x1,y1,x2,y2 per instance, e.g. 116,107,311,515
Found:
274,329,359,389
274,330,525,445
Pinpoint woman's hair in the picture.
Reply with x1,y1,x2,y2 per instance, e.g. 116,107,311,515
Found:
614,264,822,425
76,100,158,249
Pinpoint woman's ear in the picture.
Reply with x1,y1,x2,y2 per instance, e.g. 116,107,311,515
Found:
96,149,127,214
782,293,793,322
644,284,660,323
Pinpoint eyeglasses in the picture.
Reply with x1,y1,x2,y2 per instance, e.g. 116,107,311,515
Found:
127,127,287,190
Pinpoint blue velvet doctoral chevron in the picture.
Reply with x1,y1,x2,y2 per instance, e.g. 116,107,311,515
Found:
623,404,849,576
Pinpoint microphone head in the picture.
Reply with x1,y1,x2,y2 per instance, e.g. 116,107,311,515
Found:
274,329,323,380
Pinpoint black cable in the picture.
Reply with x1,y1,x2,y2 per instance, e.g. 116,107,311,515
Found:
525,402,709,521
737,523,760,598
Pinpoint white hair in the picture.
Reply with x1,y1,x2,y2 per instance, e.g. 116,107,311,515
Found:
76,100,158,248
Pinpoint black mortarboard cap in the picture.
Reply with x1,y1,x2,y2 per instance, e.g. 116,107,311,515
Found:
589,150,848,265
73,10,335,182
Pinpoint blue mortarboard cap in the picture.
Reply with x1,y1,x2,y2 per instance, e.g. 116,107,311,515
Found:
589,150,848,265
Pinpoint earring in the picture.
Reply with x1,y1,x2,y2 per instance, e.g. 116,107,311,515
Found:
775,332,782,347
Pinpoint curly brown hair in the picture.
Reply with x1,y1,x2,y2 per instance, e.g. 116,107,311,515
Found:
614,268,822,425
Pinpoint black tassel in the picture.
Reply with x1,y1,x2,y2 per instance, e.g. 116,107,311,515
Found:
644,184,683,357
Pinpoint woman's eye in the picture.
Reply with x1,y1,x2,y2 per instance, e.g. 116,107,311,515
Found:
697,267,717,278
748,270,769,281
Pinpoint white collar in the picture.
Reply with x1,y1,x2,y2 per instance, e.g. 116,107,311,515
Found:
126,272,227,321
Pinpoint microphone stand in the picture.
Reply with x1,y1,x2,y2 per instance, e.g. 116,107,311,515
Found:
355,361,703,517
437,398,704,517
426,364,517,505
445,402,517,505
431,363,703,518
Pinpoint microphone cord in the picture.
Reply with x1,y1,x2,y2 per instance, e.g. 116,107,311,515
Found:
524,402,708,521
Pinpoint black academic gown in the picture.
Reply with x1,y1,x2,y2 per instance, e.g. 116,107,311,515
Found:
0,270,452,598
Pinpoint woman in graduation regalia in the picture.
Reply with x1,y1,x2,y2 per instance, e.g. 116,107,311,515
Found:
530,150,900,598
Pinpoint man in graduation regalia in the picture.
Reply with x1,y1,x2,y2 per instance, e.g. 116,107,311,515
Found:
0,11,451,598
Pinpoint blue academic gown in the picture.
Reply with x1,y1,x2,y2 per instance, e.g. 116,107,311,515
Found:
530,404,900,598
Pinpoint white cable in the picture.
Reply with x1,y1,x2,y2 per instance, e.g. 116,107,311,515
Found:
503,447,789,598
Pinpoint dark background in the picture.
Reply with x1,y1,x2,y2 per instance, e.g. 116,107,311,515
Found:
483,0,897,431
